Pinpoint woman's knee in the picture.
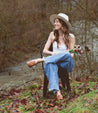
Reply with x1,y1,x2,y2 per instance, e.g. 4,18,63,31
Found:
64,52,72,61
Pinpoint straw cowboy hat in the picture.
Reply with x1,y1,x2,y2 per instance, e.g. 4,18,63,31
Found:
50,13,71,30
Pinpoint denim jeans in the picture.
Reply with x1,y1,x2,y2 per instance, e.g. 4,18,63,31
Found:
44,52,74,93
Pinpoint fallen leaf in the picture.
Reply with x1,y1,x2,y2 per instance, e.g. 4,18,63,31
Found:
35,109,44,113
20,99,27,105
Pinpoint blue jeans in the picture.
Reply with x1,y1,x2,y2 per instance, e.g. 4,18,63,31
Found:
44,52,74,93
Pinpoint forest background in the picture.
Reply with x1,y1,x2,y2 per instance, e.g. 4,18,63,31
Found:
0,0,98,78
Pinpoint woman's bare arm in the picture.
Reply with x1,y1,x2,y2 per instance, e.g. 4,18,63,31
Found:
69,34,75,57
43,32,54,55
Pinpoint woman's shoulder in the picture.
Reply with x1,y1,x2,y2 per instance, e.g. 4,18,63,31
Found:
49,31,55,40
49,31,54,36
69,33,75,40
69,33,75,38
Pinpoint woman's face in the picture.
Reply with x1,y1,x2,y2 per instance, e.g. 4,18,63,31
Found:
54,18,62,30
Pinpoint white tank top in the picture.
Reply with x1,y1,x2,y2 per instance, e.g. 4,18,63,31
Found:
53,41,67,53
52,33,74,53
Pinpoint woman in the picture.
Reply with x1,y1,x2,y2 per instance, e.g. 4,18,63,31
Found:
27,13,75,100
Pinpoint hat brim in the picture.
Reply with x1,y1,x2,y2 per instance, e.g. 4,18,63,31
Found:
50,14,71,30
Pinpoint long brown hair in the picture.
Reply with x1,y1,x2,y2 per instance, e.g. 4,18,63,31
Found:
53,18,70,49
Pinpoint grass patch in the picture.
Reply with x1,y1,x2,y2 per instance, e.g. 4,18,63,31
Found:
0,79,98,113
59,90,98,113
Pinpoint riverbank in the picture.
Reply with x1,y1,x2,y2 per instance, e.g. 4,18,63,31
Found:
0,53,44,91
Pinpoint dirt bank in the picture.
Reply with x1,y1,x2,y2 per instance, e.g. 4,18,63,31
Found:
0,53,44,91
